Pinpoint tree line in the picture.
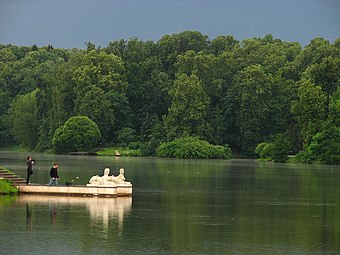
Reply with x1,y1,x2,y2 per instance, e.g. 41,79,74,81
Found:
0,31,339,163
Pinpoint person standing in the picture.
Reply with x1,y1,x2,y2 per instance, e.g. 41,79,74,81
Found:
26,156,34,184
48,163,59,186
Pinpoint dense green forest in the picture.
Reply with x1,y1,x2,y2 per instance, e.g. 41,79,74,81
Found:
0,31,339,163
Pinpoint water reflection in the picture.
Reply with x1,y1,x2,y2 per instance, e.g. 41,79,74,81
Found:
49,202,58,225
18,195,132,231
1,152,339,255
26,203,32,231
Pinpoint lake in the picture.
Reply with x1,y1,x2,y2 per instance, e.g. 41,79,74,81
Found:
0,151,339,255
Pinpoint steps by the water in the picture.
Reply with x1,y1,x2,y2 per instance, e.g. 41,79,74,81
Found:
0,168,26,186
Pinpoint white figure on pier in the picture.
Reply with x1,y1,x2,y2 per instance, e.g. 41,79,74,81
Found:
88,167,130,185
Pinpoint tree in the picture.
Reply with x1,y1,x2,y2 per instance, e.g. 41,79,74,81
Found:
307,122,340,164
72,50,127,94
5,89,40,148
234,65,273,153
291,79,327,146
52,116,101,154
125,57,171,132
283,37,335,81
209,35,239,55
164,74,211,140
115,127,138,146
304,57,340,116
329,86,340,126
0,76,12,145
74,86,114,140
158,31,209,76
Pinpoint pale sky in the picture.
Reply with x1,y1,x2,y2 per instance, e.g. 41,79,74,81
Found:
0,0,339,49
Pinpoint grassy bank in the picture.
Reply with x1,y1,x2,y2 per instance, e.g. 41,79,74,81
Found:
0,144,27,152
96,147,142,157
0,167,19,195
0,179,18,195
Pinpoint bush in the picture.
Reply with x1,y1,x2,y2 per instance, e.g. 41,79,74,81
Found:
139,137,164,156
294,123,340,165
255,142,269,157
156,137,232,159
271,134,291,162
260,143,275,160
255,134,291,162
307,123,340,164
52,116,101,154
294,150,314,164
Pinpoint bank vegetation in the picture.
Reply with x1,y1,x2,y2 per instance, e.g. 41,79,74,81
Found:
0,32,339,163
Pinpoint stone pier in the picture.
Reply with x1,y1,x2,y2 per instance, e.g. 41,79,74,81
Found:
16,183,132,197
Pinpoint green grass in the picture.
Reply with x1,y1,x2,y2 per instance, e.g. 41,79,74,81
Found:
0,144,27,152
0,179,18,195
96,147,142,157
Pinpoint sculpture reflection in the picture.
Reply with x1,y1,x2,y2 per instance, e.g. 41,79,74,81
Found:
18,194,132,231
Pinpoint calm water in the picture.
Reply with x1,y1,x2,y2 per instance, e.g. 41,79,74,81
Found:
0,151,339,255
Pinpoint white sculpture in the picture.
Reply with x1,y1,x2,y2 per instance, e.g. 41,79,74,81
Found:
88,167,130,186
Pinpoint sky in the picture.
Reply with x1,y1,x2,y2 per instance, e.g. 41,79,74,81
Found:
0,0,339,49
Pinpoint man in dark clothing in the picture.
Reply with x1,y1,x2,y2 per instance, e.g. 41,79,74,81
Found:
26,156,34,184
48,163,59,186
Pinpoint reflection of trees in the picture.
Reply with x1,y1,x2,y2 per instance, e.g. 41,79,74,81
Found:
141,159,340,254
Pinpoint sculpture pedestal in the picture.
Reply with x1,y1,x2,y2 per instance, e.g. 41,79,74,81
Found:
87,168,132,196
86,184,117,188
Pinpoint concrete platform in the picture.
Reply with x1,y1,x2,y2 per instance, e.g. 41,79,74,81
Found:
16,183,132,197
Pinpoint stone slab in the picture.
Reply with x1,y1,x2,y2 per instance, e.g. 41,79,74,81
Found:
16,184,132,197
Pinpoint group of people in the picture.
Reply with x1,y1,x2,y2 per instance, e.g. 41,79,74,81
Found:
26,156,59,185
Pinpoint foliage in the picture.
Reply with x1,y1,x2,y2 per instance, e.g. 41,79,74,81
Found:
294,150,314,164
291,79,327,146
164,73,212,140
234,64,273,153
0,179,18,195
255,142,269,157
307,123,340,164
52,116,101,154
115,127,138,146
255,134,291,162
4,89,40,148
156,137,232,159
0,33,338,164
74,85,114,140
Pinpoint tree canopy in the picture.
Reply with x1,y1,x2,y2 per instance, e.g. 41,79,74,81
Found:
52,116,101,154
0,31,338,163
